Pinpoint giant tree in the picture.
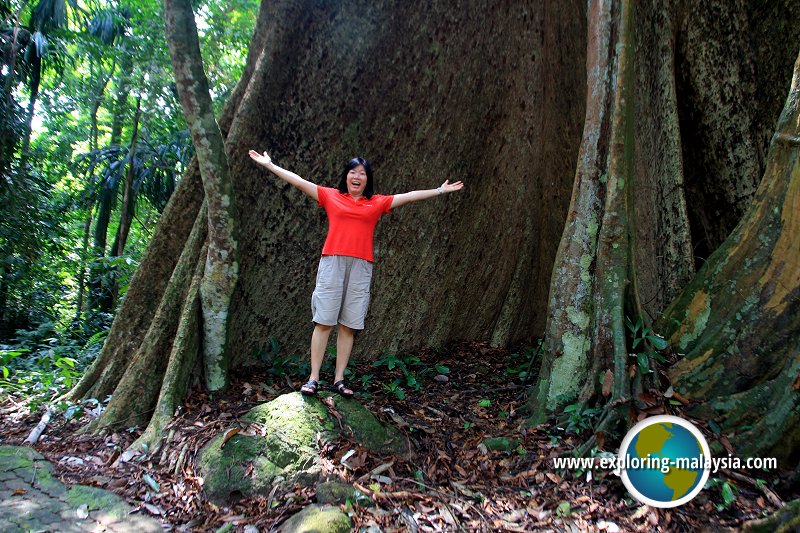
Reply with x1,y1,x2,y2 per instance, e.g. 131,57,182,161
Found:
67,0,800,463
530,0,800,461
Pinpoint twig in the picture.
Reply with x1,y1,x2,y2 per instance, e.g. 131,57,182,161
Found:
721,468,783,508
24,406,52,445
353,482,429,501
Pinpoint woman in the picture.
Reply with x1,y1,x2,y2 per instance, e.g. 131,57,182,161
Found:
248,150,464,396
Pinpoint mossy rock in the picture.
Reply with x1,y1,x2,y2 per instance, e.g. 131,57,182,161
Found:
277,504,352,533
318,391,410,455
198,392,408,504
316,481,372,506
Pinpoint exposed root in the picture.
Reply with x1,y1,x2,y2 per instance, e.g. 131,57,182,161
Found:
129,244,206,455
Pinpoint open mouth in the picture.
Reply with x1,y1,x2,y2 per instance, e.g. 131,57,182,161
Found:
351,180,361,186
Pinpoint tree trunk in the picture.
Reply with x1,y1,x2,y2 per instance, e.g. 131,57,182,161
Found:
658,51,800,463
112,96,142,259
72,203,95,327
222,0,587,360
109,96,142,307
528,0,643,428
87,175,118,317
164,0,239,391
109,53,133,147
19,53,40,165
529,0,800,434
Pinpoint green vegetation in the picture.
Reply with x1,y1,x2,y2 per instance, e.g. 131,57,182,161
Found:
0,0,256,401
625,315,668,375
372,351,450,400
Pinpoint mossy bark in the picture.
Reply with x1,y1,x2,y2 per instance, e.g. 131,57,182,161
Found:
164,0,239,391
659,52,800,463
530,0,643,425
86,204,207,431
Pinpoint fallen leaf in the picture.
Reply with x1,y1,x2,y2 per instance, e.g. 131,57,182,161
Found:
76,504,89,519
143,503,164,516
220,427,240,449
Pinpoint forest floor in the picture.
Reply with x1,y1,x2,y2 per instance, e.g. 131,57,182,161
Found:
0,341,793,532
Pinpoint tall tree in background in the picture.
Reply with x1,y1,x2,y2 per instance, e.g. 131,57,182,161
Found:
68,0,239,449
66,0,800,462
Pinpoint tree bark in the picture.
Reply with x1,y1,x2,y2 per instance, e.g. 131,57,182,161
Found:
659,51,800,463
529,0,642,426
113,95,142,259
164,0,239,391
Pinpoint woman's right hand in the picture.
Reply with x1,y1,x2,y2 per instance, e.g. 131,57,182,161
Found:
248,149,272,167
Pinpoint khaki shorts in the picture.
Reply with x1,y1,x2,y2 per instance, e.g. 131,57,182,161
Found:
311,255,374,330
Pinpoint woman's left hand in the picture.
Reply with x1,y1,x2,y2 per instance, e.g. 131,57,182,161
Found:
439,179,465,194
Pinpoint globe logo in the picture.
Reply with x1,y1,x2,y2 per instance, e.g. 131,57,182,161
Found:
618,415,711,508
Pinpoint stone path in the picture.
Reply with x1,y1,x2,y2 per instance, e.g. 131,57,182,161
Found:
0,445,163,533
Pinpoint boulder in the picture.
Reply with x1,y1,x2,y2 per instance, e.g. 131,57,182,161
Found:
197,392,408,503
277,504,351,533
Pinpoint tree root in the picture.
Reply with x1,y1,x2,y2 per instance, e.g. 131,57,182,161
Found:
128,242,206,455
741,499,800,533
88,203,207,433
24,406,52,445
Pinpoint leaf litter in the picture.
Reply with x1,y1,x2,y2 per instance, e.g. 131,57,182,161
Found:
0,341,794,531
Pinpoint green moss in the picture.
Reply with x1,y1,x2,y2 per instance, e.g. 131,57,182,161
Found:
481,437,519,452
547,331,588,409
679,296,712,351
320,392,408,455
566,306,590,329
579,254,593,284
199,392,409,503
0,445,41,469
316,481,371,506
278,504,352,533
64,485,129,519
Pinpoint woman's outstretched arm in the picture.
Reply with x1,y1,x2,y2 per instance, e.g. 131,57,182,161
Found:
390,179,464,209
248,150,319,201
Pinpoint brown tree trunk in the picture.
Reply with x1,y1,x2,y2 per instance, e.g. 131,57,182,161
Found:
528,0,800,440
113,96,142,259
222,0,587,361
164,0,239,390
659,52,800,463
529,0,643,429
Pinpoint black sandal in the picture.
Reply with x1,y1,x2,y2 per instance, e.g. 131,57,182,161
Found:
332,380,354,397
300,379,319,396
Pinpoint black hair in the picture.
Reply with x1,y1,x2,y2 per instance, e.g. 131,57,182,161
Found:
337,157,374,199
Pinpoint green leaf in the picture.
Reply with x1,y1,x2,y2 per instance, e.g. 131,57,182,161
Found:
721,482,736,507
434,365,449,374
478,399,491,408
636,353,649,374
556,501,571,517
647,335,668,350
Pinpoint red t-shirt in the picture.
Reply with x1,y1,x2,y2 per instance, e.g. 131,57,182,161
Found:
317,186,394,262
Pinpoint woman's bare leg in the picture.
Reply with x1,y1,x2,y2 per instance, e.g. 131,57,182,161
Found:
309,323,333,381
335,324,355,383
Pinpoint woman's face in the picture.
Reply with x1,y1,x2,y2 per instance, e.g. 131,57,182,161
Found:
346,165,367,197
